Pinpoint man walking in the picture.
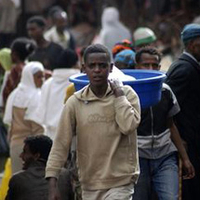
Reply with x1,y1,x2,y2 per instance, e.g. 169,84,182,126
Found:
166,23,200,200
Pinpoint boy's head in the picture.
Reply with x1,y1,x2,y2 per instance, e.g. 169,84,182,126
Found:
56,49,79,69
20,135,52,170
83,44,111,64
53,11,68,33
135,47,162,71
27,16,46,41
11,37,36,62
82,44,113,89
47,6,63,28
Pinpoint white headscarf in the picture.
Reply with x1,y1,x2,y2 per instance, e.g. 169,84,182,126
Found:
101,7,120,29
98,7,132,52
3,61,44,125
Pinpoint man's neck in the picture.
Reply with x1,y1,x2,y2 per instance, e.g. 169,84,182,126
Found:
90,84,108,98
56,27,64,35
183,51,199,63
36,38,49,48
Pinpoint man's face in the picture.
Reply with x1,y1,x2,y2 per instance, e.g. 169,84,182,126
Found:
27,22,44,41
82,53,112,89
55,12,67,32
136,53,160,70
189,38,200,61
20,144,38,170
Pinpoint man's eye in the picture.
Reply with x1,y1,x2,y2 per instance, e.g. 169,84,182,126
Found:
143,63,149,67
99,63,107,68
88,64,95,69
152,64,159,68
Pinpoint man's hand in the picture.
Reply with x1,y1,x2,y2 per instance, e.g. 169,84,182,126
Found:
48,177,60,200
109,78,124,97
182,159,195,180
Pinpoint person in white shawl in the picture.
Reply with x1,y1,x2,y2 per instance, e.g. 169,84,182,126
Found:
93,7,132,53
34,49,79,140
3,61,45,173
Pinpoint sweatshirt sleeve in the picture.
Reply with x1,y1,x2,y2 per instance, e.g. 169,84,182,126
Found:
45,97,76,179
114,86,141,135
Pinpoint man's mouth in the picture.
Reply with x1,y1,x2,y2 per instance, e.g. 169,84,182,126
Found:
93,76,102,81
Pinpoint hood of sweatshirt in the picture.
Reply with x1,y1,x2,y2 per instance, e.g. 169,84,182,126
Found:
74,83,113,102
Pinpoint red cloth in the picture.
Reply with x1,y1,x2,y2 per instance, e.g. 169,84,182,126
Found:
3,63,25,107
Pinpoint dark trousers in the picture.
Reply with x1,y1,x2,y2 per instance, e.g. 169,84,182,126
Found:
182,144,200,200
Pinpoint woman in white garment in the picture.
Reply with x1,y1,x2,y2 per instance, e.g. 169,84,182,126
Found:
93,7,132,53
3,61,45,174
35,49,79,140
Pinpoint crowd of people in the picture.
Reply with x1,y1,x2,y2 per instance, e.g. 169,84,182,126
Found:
0,4,200,200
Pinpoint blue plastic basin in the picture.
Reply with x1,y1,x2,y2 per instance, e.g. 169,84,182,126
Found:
69,69,166,108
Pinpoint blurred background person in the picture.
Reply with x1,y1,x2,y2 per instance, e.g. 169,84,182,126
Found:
166,23,200,200
0,48,12,173
42,5,63,30
69,0,96,52
114,49,136,69
93,7,132,53
26,16,63,71
35,49,79,140
3,62,45,174
2,38,36,108
6,135,52,200
133,27,157,50
133,47,195,200
16,0,57,37
112,39,135,59
44,10,76,50
0,48,12,108
133,26,173,71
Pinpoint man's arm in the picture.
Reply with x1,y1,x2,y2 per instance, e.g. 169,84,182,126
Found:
110,80,141,135
47,177,61,200
168,117,195,179
46,99,76,199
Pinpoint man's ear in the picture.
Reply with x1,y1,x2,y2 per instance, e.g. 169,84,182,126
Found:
34,153,40,161
110,63,113,72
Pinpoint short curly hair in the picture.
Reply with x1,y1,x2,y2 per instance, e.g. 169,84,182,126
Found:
27,16,46,28
135,47,162,64
57,49,78,69
83,44,111,63
11,37,36,61
24,135,52,161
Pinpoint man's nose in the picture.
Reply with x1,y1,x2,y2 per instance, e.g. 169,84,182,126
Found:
148,64,154,70
149,65,154,70
93,65,101,72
